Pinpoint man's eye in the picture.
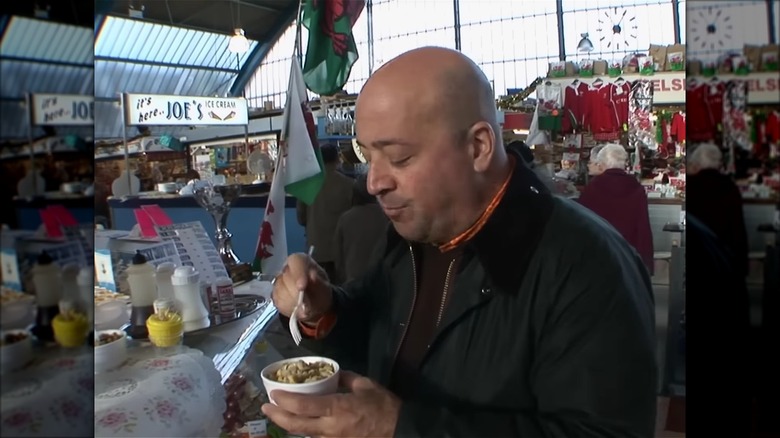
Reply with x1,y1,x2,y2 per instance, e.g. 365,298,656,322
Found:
391,156,411,167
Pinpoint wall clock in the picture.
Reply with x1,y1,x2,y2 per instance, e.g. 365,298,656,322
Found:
688,5,733,51
596,7,639,51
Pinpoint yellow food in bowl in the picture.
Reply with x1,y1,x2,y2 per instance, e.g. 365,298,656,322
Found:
269,360,335,384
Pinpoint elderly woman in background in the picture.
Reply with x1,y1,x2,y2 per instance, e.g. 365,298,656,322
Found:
686,142,749,278
586,144,606,176
578,144,654,275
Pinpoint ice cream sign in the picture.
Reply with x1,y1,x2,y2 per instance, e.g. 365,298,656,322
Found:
124,94,249,126
31,94,94,126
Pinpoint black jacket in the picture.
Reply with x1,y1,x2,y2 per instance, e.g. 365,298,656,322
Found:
320,152,658,437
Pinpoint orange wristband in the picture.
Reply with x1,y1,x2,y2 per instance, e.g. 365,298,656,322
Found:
297,311,337,340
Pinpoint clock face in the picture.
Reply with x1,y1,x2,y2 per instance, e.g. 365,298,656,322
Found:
596,7,639,51
689,6,733,51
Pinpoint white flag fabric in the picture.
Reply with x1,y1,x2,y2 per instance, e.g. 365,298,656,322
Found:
255,153,288,275
283,57,321,187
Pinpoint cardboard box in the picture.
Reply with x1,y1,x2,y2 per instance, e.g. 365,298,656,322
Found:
94,229,182,294
666,44,686,71
1,228,91,292
687,60,703,76
744,44,762,71
649,45,668,71
760,44,779,71
593,60,608,76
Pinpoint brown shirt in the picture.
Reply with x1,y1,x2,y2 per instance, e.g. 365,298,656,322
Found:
390,244,463,398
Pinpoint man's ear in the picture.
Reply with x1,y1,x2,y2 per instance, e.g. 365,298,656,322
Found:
467,121,495,173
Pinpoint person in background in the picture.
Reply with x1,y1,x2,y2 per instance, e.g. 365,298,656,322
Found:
586,144,606,176
578,143,654,275
686,142,749,278
334,173,390,284
267,47,657,438
297,144,354,281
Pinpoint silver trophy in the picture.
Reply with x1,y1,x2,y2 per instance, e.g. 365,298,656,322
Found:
192,182,253,283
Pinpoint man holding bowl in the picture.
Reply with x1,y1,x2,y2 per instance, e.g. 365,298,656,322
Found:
267,47,657,438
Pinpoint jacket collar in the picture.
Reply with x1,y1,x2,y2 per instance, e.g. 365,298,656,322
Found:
383,147,555,293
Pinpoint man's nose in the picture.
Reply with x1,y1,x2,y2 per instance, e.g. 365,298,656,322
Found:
367,161,394,196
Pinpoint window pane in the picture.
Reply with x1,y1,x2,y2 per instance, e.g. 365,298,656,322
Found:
562,1,677,62
245,24,297,109
678,0,686,44
686,1,770,61
459,1,559,95
372,0,456,69
775,0,780,44
344,10,370,94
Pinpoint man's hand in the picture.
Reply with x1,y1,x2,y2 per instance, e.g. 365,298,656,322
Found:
271,253,333,323
261,371,401,438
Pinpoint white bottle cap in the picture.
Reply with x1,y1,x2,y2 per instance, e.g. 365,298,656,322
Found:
62,263,80,278
171,266,199,286
76,267,93,287
156,262,176,275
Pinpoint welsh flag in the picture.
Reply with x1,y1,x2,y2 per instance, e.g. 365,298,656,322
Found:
301,0,365,96
253,58,324,273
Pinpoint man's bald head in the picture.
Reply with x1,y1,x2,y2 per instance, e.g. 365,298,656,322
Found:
360,47,500,141
354,48,512,245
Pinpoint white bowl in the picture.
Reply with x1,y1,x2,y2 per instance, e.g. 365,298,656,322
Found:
94,300,130,331
0,329,33,374
0,294,36,330
260,356,340,405
94,330,128,373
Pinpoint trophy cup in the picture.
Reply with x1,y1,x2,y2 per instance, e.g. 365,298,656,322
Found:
193,183,254,284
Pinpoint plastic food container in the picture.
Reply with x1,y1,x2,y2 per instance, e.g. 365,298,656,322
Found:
52,312,89,348
260,356,340,405
94,329,128,373
0,329,33,374
146,312,184,347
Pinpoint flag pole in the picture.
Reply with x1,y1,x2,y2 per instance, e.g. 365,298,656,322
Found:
276,0,305,172
295,0,304,66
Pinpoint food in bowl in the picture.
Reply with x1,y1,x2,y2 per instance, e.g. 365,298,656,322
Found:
1,287,35,305
96,332,124,346
94,287,130,304
0,331,28,346
261,357,340,404
268,359,335,384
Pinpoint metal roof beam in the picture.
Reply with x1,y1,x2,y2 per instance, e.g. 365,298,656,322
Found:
228,3,298,97
0,55,93,69
95,55,240,75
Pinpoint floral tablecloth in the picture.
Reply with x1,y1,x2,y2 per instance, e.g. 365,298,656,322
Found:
1,347,93,437
95,345,225,437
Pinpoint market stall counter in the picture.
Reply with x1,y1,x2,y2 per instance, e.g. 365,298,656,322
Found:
108,192,306,263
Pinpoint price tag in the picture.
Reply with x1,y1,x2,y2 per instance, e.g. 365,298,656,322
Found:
247,419,267,438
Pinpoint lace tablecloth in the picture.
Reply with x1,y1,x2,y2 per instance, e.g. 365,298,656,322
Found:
0,347,93,437
95,346,226,437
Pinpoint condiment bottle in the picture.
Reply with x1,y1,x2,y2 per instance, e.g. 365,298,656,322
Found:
77,267,94,327
61,263,80,303
213,276,236,321
155,262,176,300
30,251,62,341
125,252,156,338
171,266,210,332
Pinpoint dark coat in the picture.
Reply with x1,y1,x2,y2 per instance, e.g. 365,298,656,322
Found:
315,151,658,437
578,168,655,275
685,168,749,277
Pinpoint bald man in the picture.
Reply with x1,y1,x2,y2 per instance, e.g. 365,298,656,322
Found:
266,47,657,438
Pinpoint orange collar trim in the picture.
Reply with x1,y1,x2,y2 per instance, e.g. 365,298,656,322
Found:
438,156,516,252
